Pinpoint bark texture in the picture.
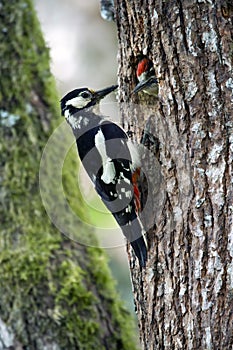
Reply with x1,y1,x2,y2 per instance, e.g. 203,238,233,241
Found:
115,1,233,349
0,1,138,349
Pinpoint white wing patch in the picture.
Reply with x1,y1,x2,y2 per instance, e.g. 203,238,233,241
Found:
95,129,116,184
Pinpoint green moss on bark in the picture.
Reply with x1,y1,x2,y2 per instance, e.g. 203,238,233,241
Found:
0,1,138,349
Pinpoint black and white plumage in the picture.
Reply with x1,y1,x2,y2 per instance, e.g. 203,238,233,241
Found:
61,85,147,267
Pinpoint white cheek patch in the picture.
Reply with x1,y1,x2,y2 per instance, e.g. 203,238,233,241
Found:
66,96,91,109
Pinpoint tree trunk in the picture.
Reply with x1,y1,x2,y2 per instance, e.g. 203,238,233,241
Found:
115,0,233,349
0,1,138,349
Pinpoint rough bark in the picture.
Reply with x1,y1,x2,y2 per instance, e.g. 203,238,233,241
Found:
115,0,233,349
0,1,138,349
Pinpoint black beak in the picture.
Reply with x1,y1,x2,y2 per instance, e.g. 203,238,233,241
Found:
95,85,118,100
133,77,158,94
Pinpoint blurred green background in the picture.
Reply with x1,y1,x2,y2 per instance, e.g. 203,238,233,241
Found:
35,0,135,315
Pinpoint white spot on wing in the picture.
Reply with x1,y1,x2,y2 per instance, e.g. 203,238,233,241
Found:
125,205,132,213
120,188,132,198
125,190,132,198
83,117,89,126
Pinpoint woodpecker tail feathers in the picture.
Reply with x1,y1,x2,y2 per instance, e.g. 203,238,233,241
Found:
130,236,147,268
120,216,147,268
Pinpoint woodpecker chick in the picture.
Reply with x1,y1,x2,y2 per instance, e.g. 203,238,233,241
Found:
133,56,159,96
61,85,147,268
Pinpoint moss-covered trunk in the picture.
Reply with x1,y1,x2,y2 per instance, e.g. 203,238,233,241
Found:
0,1,137,349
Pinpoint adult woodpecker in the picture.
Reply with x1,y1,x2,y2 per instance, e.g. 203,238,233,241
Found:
133,56,159,96
60,85,147,268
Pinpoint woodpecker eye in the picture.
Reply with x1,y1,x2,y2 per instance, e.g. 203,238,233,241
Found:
80,91,91,99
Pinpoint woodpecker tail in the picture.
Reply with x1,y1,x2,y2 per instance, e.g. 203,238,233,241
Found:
130,236,147,268
117,216,147,268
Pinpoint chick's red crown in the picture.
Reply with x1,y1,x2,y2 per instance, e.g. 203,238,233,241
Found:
136,58,151,78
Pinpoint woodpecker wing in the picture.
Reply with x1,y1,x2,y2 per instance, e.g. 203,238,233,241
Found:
93,122,147,260
94,120,133,210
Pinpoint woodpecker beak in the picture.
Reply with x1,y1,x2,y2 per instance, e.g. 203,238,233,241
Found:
133,77,159,94
94,85,118,100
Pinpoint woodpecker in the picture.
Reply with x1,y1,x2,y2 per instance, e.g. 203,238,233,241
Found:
133,56,159,96
61,85,147,268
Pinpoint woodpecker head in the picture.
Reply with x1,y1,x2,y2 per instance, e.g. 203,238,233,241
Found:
61,85,118,116
133,56,159,96
136,56,155,83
